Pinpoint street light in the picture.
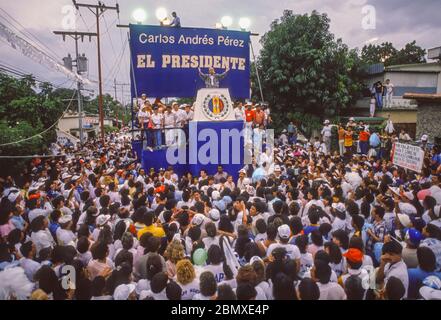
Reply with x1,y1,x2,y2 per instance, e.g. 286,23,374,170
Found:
132,8,147,24
220,16,233,29
156,7,168,23
238,17,251,31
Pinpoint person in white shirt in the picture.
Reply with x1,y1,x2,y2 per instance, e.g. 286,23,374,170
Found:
384,79,394,107
56,215,77,246
163,105,177,146
369,94,376,117
30,216,56,258
376,240,409,298
267,225,301,270
137,103,150,142
312,260,346,300
19,241,41,281
193,271,217,300
234,102,245,121
321,120,333,155
173,103,187,147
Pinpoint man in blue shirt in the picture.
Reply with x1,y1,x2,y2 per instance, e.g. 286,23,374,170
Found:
170,12,181,27
408,246,441,299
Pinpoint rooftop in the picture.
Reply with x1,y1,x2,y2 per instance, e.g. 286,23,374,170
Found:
403,93,441,102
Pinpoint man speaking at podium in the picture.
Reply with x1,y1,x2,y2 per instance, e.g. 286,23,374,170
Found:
198,66,230,88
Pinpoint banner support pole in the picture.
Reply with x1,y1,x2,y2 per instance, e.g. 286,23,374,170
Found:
250,39,264,102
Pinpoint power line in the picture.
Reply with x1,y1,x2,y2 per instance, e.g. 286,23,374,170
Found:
0,63,75,89
0,8,62,62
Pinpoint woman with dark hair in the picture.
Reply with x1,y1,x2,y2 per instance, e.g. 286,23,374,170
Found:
296,277,320,300
235,225,251,263
71,259,92,300
30,215,55,258
216,283,236,300
205,245,232,284
272,272,296,300
34,265,67,300
193,271,217,300
87,241,114,281
324,242,346,277
307,229,324,257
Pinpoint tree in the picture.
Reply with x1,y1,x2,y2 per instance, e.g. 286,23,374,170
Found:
85,94,130,127
0,73,66,176
361,41,426,66
389,41,426,65
252,10,365,132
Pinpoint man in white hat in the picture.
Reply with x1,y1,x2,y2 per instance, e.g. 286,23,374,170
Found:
237,169,251,191
266,224,301,266
56,215,76,246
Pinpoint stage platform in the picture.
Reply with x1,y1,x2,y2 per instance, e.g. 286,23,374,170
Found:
132,120,245,180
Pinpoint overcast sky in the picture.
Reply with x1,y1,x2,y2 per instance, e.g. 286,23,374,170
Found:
0,0,440,103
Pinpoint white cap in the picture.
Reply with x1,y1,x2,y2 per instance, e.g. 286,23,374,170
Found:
61,173,72,180
398,203,417,215
113,283,136,300
211,191,221,201
239,169,247,174
397,213,412,228
58,215,72,224
192,214,205,226
332,202,346,213
6,188,20,203
278,224,291,239
324,120,330,125
349,117,355,121
71,175,81,181
274,165,281,172
402,191,414,201
209,208,220,221
421,134,429,141
96,214,111,226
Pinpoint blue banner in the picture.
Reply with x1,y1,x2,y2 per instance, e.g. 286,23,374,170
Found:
129,24,250,99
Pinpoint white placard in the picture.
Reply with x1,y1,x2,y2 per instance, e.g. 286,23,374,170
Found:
392,142,425,173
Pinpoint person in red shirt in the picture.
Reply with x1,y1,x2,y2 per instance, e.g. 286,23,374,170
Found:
245,104,255,124
254,104,266,127
358,126,371,155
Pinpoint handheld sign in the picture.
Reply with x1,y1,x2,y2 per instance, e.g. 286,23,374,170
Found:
392,142,424,173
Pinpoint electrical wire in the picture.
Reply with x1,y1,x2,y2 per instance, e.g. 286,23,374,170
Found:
0,84,76,147
0,8,62,63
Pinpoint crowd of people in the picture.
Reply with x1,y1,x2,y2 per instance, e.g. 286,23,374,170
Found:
1,114,441,300
295,116,434,160
136,96,271,150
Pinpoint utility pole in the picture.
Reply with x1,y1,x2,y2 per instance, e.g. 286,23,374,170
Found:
54,30,97,145
113,79,130,127
72,0,119,144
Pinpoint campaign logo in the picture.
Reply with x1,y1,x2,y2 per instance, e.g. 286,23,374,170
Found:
202,93,231,121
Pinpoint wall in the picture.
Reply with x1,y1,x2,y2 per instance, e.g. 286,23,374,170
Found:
377,110,417,123
384,71,438,96
416,103,441,142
